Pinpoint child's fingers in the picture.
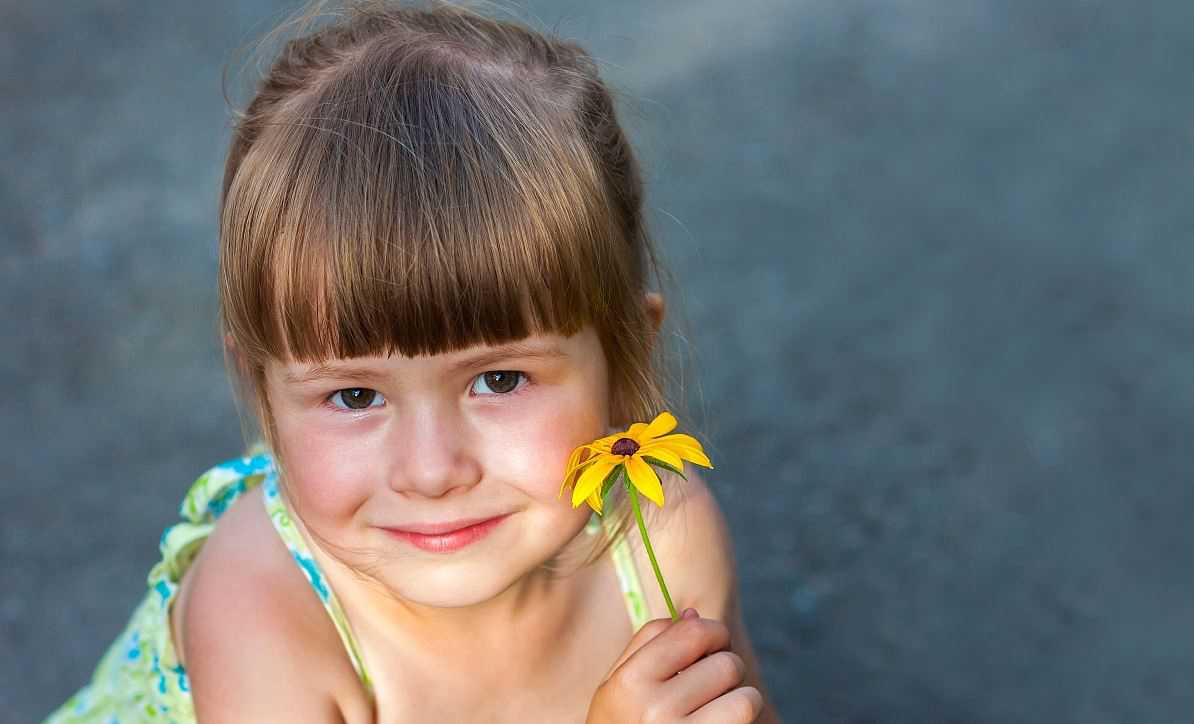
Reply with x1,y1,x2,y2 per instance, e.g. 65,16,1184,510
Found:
605,615,676,677
626,613,732,682
687,685,765,724
664,650,747,716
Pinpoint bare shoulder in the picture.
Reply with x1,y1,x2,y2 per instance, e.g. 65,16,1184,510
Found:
174,484,368,722
632,467,783,723
641,466,737,618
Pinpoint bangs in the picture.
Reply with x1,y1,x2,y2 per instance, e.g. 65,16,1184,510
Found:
219,41,633,364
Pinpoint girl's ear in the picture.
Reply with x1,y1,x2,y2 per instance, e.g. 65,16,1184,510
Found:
223,333,241,367
223,333,253,382
645,292,666,337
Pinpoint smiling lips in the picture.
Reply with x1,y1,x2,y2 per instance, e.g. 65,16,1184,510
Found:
381,514,510,553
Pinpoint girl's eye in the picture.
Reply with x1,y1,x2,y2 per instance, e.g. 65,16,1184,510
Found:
470,370,527,396
329,388,385,411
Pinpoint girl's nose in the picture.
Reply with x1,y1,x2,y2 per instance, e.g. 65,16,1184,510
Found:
387,404,481,498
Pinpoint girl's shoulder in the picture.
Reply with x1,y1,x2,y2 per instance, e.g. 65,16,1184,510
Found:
626,467,779,722
172,473,370,721
625,467,739,621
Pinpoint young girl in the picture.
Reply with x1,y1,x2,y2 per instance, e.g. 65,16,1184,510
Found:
47,1,777,721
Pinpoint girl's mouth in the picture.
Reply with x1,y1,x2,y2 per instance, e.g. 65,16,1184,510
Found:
380,514,510,553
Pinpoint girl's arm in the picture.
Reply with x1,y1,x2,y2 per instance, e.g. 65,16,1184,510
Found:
649,470,783,723
179,488,366,722
184,586,346,722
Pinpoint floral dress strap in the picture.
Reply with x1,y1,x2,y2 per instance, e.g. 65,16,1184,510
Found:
260,467,375,696
585,514,651,631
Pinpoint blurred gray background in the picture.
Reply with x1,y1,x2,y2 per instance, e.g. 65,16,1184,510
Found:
4,0,1193,722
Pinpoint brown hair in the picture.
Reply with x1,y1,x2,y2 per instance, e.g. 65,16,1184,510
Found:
218,0,695,566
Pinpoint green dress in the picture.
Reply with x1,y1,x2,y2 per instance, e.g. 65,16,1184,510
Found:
45,451,650,723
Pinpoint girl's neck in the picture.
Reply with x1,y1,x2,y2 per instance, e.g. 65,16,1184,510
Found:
294,508,599,682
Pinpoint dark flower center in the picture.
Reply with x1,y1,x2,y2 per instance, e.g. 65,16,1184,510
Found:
611,437,640,456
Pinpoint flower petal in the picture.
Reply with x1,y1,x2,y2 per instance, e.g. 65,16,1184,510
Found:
572,458,618,508
562,446,585,478
587,434,620,454
559,445,599,497
637,446,685,474
625,455,665,507
560,458,598,497
639,411,677,442
565,449,589,470
642,433,713,468
586,489,604,515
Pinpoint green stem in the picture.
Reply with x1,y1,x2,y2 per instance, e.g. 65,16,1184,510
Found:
627,481,679,621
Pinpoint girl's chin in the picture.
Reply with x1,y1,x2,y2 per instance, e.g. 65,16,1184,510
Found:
375,566,535,609
363,539,589,608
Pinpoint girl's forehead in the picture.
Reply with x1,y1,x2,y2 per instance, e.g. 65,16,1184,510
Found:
268,326,602,378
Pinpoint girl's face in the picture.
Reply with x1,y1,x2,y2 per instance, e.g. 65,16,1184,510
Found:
262,325,610,608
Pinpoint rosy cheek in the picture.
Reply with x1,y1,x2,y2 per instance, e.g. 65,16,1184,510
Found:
515,404,607,502
276,423,371,526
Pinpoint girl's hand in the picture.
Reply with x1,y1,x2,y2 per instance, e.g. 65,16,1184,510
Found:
585,608,764,723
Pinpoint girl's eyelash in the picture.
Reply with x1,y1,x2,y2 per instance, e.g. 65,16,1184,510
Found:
323,370,531,412
470,370,531,398
325,388,386,412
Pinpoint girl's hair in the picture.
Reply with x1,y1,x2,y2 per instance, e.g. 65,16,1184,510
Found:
217,0,694,567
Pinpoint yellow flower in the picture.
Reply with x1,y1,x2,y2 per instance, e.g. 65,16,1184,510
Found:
559,411,713,514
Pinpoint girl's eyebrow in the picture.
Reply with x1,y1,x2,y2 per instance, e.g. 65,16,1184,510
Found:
282,366,389,386
444,340,568,373
282,341,567,386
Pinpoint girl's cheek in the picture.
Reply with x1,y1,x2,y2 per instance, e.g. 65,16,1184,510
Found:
508,401,606,501
277,423,373,524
